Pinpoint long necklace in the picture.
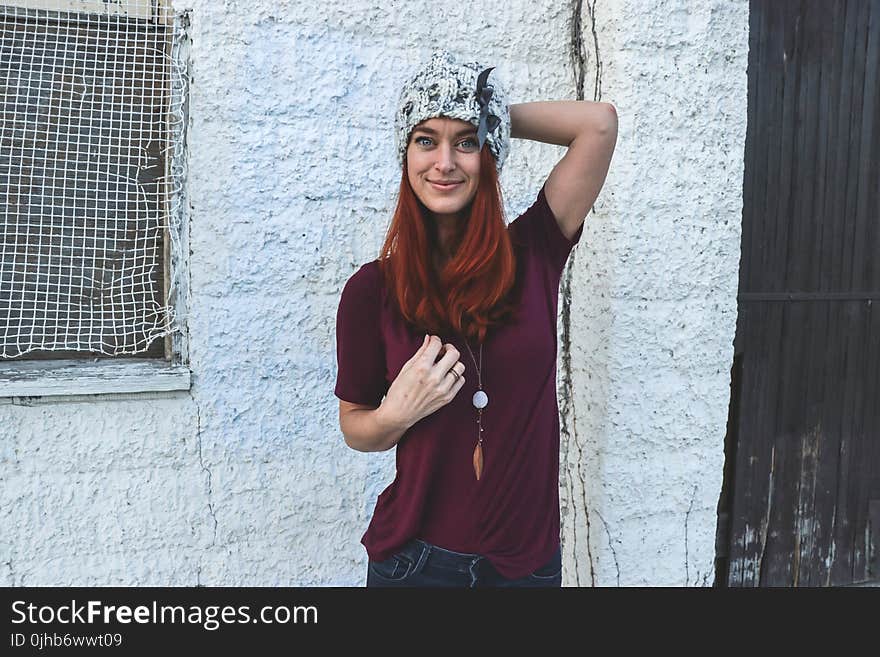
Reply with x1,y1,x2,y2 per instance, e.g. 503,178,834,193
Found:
462,339,488,480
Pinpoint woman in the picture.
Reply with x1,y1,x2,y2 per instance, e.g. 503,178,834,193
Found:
335,50,617,587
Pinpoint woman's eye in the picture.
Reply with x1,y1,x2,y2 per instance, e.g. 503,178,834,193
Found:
413,136,477,149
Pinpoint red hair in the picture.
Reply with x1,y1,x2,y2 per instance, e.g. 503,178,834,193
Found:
377,146,518,344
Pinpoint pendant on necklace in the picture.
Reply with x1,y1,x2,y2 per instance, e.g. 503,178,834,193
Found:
472,390,488,409
473,441,483,480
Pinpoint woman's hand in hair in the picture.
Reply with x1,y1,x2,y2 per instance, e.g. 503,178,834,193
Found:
380,334,467,432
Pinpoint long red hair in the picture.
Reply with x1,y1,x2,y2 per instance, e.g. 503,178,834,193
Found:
377,146,518,344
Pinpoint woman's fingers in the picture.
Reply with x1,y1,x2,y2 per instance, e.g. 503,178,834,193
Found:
433,342,463,376
418,335,467,396
402,334,437,373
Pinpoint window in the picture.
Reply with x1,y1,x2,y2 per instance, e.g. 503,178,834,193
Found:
0,1,190,394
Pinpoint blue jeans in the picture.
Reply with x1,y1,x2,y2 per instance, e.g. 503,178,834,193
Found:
366,538,562,588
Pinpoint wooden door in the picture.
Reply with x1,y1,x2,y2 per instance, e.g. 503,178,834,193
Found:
716,0,880,587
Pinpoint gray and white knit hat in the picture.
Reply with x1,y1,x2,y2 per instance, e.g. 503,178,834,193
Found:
395,49,510,173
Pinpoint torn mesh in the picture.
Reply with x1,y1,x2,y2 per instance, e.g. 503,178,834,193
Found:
0,1,187,357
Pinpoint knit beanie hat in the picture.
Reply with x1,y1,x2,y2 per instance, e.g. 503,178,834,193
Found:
395,49,510,173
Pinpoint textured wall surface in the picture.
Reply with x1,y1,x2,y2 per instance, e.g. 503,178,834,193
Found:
562,0,748,585
0,0,748,586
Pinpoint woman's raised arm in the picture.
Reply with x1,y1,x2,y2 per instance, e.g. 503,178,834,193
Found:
510,100,618,241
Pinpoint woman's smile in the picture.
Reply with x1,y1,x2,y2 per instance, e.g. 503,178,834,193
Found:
429,180,464,191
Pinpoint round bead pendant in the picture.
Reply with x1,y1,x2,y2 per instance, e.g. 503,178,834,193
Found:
472,390,489,409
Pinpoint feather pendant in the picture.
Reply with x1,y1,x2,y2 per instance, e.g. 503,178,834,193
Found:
473,441,483,480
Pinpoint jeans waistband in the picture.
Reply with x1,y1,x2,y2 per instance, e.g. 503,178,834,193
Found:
402,538,485,574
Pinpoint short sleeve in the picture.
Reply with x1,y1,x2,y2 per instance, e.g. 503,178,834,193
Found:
508,182,584,279
334,262,388,407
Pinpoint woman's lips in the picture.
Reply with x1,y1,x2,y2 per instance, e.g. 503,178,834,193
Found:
429,181,463,191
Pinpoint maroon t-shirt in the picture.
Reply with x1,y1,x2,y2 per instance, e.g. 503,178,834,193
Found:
334,182,583,579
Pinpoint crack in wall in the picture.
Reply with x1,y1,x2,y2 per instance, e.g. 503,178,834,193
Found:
588,2,603,101
685,483,698,585
11,396,40,406
560,270,595,586
596,510,621,585
180,30,215,566
561,0,603,588
571,0,586,101
191,390,217,548
185,240,215,572
572,0,604,102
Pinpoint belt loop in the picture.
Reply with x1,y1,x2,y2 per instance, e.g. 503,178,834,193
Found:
468,557,481,588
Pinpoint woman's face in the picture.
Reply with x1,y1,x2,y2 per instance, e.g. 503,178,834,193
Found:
406,117,481,223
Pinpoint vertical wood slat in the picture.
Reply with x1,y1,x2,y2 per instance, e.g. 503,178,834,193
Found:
841,0,869,291
729,0,772,585
738,0,784,586
746,0,771,294
854,1,880,291
762,304,789,585
850,303,874,581
758,1,794,586
725,0,768,584
807,1,835,296
739,0,762,299
809,2,845,575
870,6,880,292
833,0,873,586
763,3,787,295
806,297,833,588
831,2,864,289
798,15,840,584
838,303,864,582
783,2,812,586
822,0,858,586
802,1,837,574
849,0,879,560
791,3,825,588
866,58,880,571
727,303,749,585
864,307,880,583
788,1,814,296
827,1,859,292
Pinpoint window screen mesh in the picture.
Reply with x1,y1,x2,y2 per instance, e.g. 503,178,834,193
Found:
0,1,186,358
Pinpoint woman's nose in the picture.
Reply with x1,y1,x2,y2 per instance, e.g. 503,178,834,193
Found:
434,143,455,171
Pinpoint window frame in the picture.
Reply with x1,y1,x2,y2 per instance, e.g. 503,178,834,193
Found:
0,0,191,397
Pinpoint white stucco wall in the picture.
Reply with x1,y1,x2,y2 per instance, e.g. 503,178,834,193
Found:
0,0,748,585
563,0,747,585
